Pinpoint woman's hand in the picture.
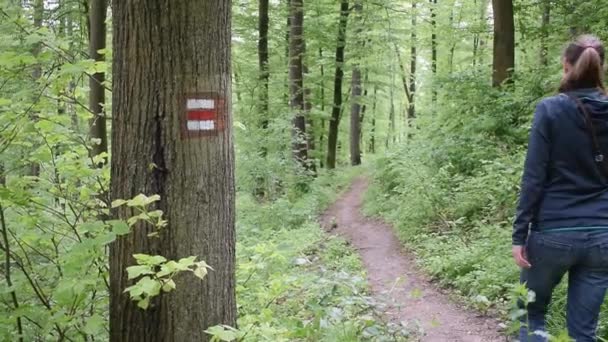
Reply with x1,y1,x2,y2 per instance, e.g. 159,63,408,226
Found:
512,245,531,268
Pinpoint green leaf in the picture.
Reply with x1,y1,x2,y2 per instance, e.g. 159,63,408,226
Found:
147,210,163,218
127,194,148,207
205,325,240,342
133,254,167,265
177,256,197,268
157,261,178,277
83,314,105,335
111,199,127,208
126,265,154,280
109,220,130,235
161,279,176,292
197,260,213,271
193,264,208,280
127,194,161,207
139,276,161,297
137,297,150,310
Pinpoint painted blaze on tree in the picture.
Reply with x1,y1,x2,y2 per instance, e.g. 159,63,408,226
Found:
109,0,236,341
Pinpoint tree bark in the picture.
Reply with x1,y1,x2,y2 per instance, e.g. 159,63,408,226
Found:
326,0,349,169
491,0,515,87
255,0,270,197
258,0,270,127
289,0,310,170
359,70,369,143
394,45,412,104
302,38,316,173
110,1,236,341
430,0,437,105
473,0,479,66
369,84,377,153
349,0,363,166
408,1,417,123
449,4,455,72
88,0,108,164
66,5,80,132
539,0,550,67
29,0,43,177
319,47,326,168
386,64,396,148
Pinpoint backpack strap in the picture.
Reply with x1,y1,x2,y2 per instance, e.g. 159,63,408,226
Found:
565,93,608,180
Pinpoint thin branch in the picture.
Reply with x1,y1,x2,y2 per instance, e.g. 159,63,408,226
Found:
0,200,24,342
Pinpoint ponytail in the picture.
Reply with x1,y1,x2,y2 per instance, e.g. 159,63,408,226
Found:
559,35,606,93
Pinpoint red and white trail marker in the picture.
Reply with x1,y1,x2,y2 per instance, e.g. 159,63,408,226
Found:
182,93,224,138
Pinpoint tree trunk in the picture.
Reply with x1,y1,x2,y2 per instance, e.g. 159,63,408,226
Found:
233,71,242,103
408,1,417,123
386,64,396,148
88,0,108,164
491,0,515,87
302,38,317,173
289,0,310,170
319,47,326,168
109,1,236,341
255,0,270,197
66,3,80,132
473,0,479,66
259,0,270,124
539,0,550,67
448,1,464,73
284,0,291,107
326,0,349,169
394,45,412,104
369,84,377,153
258,0,270,133
349,0,363,166
430,0,437,105
349,68,362,166
29,0,43,177
359,70,369,143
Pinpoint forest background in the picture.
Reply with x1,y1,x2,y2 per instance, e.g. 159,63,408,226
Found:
1,0,607,341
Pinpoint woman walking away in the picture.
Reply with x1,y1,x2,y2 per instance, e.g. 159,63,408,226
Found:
513,35,608,342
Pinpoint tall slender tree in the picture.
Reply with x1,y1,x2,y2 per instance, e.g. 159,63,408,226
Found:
29,0,44,177
539,0,551,67
349,0,363,166
302,40,317,173
289,0,310,170
255,0,270,197
472,0,491,67
408,1,417,124
110,1,236,341
359,70,369,142
430,0,437,106
369,84,377,154
319,47,326,168
326,0,349,169
88,0,108,164
387,62,396,148
491,0,515,86
258,0,270,128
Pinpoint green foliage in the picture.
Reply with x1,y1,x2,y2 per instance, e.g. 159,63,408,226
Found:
7,0,608,339
229,169,409,341
124,254,212,310
365,61,608,339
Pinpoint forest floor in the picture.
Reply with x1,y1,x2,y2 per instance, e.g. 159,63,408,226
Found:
321,177,505,342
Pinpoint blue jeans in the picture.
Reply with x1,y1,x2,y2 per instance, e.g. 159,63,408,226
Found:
519,230,608,342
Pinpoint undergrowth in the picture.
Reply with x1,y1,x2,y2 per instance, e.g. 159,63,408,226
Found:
235,168,409,341
364,68,608,340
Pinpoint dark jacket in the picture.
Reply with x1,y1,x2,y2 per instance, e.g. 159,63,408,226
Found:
513,88,608,245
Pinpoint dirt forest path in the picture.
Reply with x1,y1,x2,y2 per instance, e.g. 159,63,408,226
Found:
321,178,504,342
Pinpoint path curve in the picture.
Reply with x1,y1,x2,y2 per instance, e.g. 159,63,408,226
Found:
321,178,504,342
